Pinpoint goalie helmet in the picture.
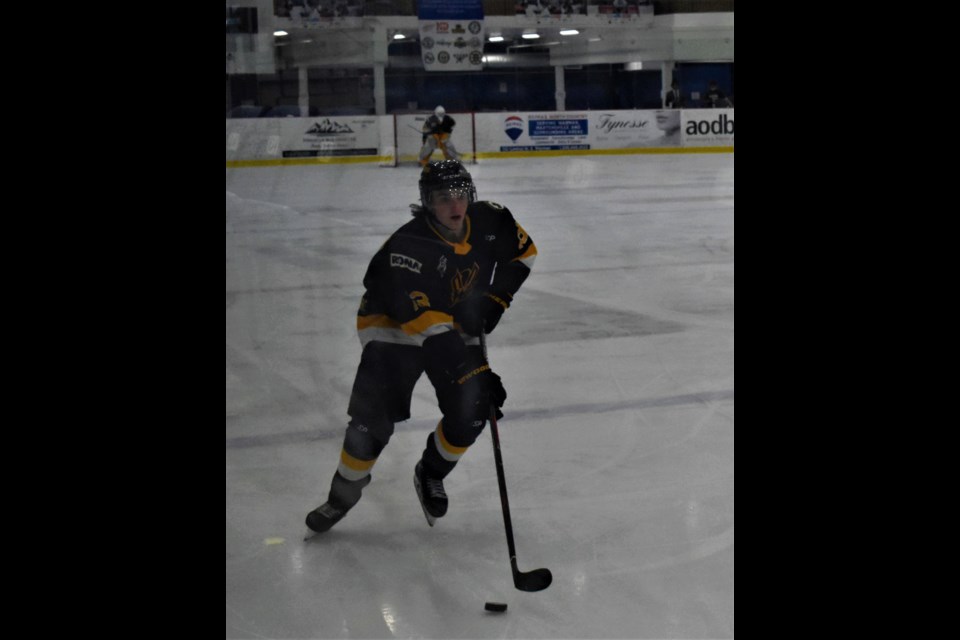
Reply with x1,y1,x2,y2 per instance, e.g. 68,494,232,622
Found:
419,160,476,211
434,105,445,117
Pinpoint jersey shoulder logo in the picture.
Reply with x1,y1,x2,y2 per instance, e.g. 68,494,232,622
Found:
390,253,422,274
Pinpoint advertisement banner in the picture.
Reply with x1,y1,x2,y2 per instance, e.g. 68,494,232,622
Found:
681,109,734,147
274,1,365,30
418,0,484,72
226,110,733,166
479,110,686,152
277,116,380,158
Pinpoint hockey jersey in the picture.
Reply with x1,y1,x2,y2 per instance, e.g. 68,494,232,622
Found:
423,114,456,136
357,201,537,347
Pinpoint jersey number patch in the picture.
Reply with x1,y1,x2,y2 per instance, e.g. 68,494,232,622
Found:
516,223,529,250
410,291,431,311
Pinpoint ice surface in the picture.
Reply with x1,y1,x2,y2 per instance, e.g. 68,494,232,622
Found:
226,153,734,639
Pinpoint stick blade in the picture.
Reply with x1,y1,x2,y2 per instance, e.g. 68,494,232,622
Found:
514,568,553,592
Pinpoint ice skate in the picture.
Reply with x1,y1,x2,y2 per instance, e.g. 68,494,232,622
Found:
304,501,351,537
304,472,370,538
414,461,448,526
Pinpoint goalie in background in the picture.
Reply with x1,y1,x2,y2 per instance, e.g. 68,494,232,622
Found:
419,106,460,166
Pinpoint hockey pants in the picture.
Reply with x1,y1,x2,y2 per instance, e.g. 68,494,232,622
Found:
419,133,459,165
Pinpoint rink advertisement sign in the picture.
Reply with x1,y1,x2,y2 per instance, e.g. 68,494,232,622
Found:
279,117,379,158
226,110,734,166
418,0,484,72
495,113,591,151
592,111,681,148
476,110,688,152
681,109,734,147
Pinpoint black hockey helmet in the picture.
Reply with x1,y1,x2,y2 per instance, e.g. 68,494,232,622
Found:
418,160,477,210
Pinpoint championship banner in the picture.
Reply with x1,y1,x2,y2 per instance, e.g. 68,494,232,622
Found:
417,0,484,72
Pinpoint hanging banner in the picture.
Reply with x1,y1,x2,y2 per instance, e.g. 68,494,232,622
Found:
274,1,365,30
417,0,484,72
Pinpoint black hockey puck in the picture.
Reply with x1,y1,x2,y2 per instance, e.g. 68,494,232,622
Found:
484,602,508,612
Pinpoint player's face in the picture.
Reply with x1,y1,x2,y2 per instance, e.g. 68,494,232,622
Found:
430,188,469,233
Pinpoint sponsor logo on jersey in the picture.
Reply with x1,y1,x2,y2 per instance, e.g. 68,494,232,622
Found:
391,253,423,273
437,254,448,277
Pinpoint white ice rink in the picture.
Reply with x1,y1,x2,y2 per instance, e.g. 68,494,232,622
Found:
226,153,734,639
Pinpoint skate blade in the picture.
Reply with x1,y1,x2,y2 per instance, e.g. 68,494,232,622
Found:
419,501,437,527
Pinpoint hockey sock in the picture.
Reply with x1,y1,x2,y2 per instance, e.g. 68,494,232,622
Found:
421,420,471,479
328,470,372,508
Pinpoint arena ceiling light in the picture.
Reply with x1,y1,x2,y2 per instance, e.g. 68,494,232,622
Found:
521,32,540,40
559,29,579,36
273,30,288,37
488,34,504,42
393,33,406,40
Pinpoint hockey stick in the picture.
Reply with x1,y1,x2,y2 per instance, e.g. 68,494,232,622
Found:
479,332,553,592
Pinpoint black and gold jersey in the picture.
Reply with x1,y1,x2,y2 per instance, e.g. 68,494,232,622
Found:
357,200,537,347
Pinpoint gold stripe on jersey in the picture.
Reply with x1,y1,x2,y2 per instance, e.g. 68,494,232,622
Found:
357,312,455,346
357,314,400,331
401,310,455,336
358,312,454,336
434,421,468,462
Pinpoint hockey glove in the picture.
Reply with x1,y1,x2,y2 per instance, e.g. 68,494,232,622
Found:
451,357,506,422
455,359,506,409
456,292,509,337
423,331,506,421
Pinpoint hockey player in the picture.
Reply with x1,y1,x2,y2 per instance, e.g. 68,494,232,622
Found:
418,106,460,166
306,160,538,533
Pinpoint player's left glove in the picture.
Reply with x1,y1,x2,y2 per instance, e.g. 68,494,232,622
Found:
456,292,509,337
